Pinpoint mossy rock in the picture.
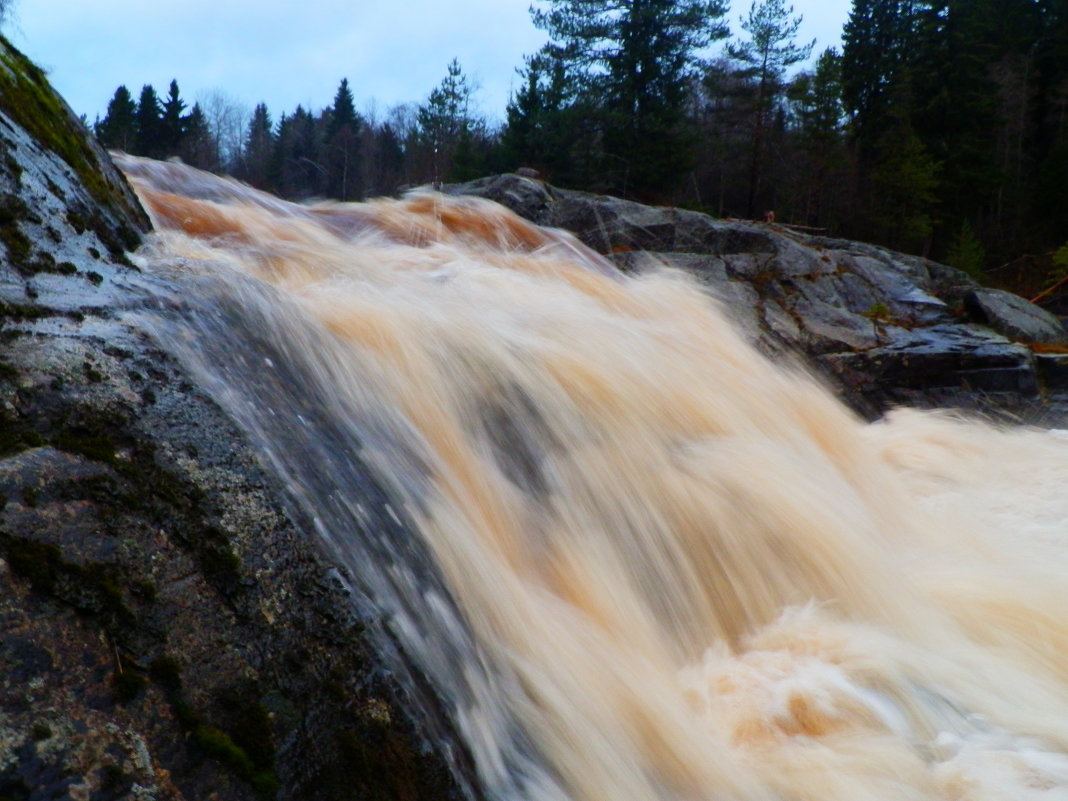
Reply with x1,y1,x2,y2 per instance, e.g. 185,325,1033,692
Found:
0,35,148,239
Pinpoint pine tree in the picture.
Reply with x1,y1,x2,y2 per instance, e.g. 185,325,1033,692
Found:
416,59,479,183
693,57,760,215
530,0,730,195
728,0,814,217
96,85,138,152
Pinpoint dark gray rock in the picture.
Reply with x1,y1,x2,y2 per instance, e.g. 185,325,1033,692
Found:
547,192,680,253
762,299,802,345
1036,353,1068,391
819,324,1039,410
617,251,729,284
964,287,1068,345
715,280,763,342
443,172,551,223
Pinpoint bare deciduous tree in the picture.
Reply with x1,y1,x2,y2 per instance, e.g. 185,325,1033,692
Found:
198,89,249,173
0,0,17,28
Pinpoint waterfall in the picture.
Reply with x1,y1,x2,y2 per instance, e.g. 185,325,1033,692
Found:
119,155,1068,801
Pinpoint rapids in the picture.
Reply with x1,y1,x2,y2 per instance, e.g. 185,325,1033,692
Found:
118,154,1068,801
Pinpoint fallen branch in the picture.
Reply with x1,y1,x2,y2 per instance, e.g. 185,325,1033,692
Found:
1030,272,1068,305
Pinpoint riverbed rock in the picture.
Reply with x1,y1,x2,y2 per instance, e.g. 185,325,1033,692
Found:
0,35,460,801
448,174,1061,415
963,287,1068,346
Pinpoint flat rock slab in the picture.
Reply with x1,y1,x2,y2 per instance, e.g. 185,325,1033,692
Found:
965,288,1068,345
820,324,1038,402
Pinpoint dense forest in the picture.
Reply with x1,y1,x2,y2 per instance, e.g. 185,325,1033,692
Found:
91,0,1068,292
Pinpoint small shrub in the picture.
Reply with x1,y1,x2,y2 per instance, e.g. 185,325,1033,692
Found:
1050,241,1068,280
5,539,62,592
946,219,987,281
194,726,255,775
863,301,892,322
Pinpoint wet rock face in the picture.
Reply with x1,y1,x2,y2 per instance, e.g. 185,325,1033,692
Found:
449,174,1066,416
0,36,459,801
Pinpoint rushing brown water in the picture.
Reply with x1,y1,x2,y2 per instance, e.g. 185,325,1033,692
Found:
119,154,1068,801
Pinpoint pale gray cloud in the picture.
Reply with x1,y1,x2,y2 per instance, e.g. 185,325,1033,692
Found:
10,0,851,125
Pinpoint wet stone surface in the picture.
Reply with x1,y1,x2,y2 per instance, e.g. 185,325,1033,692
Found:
450,173,1065,417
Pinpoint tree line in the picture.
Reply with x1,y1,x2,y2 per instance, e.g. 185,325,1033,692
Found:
92,0,1068,286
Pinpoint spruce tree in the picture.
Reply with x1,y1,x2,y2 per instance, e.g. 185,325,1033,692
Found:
841,0,920,142
96,85,138,152
276,105,323,198
177,102,216,170
135,84,164,158
911,1,1000,248
790,48,844,141
369,122,405,196
241,102,275,189
869,111,940,251
160,79,187,156
328,78,359,136
786,48,848,226
326,78,363,200
500,50,579,181
501,54,550,171
446,123,484,182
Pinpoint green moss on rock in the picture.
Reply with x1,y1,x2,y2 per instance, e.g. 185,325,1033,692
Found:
1,534,140,628
193,725,279,798
53,429,118,463
0,37,145,236
5,538,62,592
111,669,148,703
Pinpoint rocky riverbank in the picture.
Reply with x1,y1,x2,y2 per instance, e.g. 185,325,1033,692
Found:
447,174,1068,419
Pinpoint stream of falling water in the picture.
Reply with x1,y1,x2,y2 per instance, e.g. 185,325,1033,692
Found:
118,155,1068,801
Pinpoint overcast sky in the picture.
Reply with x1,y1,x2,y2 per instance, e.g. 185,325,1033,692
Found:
9,0,852,126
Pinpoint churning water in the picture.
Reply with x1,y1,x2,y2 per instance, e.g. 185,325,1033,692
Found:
118,155,1068,801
